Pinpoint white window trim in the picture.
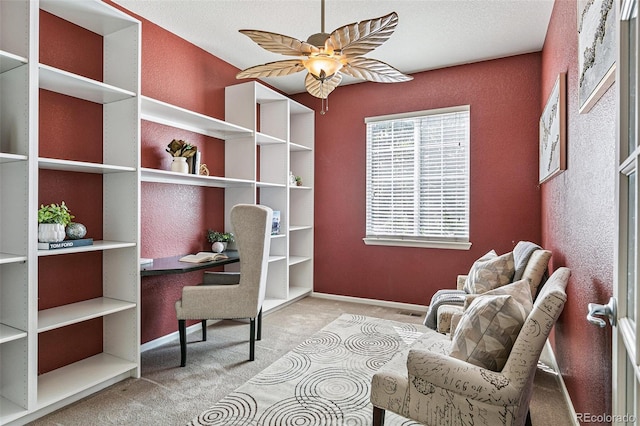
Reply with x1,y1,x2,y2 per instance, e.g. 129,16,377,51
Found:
363,237,472,250
364,105,471,249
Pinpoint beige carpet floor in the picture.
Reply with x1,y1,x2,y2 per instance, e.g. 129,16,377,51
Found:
29,296,575,425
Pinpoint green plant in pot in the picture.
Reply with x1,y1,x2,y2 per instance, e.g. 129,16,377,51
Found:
38,201,74,243
207,230,234,253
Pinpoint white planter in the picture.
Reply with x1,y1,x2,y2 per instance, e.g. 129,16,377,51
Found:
211,242,227,253
171,157,189,173
38,223,66,242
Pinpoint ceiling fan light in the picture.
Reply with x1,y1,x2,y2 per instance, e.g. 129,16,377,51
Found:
303,56,342,81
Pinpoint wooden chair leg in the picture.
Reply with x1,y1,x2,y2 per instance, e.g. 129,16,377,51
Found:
373,406,385,426
201,320,207,341
249,317,256,361
257,308,262,341
178,319,187,367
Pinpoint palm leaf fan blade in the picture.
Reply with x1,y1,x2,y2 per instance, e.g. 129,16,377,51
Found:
304,72,342,99
328,12,398,58
239,29,319,56
237,60,306,79
341,57,412,83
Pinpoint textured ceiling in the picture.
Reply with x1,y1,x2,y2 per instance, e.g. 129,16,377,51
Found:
112,0,555,95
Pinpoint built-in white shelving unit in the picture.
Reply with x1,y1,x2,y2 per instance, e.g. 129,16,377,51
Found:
0,0,141,424
225,81,314,312
0,2,314,423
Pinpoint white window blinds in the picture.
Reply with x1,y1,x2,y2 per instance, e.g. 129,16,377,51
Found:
365,106,470,245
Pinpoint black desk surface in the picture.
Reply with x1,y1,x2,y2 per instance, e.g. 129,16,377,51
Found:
140,250,239,276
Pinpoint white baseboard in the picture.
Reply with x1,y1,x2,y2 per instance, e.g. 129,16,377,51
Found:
541,340,579,425
311,292,428,313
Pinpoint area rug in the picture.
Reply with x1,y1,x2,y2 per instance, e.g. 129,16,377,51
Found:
188,313,427,425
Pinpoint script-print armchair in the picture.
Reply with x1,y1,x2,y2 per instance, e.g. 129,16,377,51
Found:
371,267,570,426
175,204,272,367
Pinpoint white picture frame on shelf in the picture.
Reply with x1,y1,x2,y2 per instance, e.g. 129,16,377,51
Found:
577,0,616,114
539,73,567,184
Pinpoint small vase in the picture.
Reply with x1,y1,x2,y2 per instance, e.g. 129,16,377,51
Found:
171,157,189,173
211,242,227,253
38,223,66,243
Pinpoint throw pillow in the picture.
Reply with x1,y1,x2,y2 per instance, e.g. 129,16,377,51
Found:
462,250,497,293
449,294,530,371
521,249,552,297
463,278,533,311
464,251,516,294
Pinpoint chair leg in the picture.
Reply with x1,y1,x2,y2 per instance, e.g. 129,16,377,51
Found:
249,317,256,361
201,320,207,341
257,308,263,341
178,319,187,367
373,406,385,426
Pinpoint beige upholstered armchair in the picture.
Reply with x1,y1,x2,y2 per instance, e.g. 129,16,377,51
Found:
371,267,570,426
175,204,272,367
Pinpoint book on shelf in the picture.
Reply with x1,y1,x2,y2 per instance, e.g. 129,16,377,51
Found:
271,210,281,235
179,251,228,263
187,148,201,174
38,238,93,250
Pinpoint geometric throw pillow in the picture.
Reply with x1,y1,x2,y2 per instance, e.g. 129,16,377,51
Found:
449,294,529,371
463,250,497,293
463,278,533,312
463,251,516,295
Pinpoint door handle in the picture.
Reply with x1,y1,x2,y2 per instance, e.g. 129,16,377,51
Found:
587,297,617,327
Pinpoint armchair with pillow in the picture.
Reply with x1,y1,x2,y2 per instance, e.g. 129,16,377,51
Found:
424,241,552,333
371,267,570,426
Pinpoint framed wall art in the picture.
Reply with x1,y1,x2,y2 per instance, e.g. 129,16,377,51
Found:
578,0,616,114
539,73,567,184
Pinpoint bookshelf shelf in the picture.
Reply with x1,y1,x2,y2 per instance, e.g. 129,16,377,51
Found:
38,297,136,333
39,158,135,174
0,252,27,264
0,49,27,73
39,64,135,104
0,324,27,344
140,167,254,188
141,96,252,140
37,353,137,409
37,240,136,257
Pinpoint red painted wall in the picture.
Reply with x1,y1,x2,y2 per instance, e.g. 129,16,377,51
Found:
541,0,615,420
293,54,543,306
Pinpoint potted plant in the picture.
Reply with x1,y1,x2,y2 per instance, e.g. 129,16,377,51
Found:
295,175,303,186
207,230,234,253
38,201,74,242
166,139,197,173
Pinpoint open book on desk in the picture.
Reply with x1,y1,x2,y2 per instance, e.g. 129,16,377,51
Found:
179,252,229,263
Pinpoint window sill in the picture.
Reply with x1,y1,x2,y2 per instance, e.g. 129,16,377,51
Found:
363,238,472,250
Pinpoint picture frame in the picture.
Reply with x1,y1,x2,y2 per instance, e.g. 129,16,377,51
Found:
577,0,616,114
539,73,567,184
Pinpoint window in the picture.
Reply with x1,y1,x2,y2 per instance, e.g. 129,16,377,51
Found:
364,106,470,249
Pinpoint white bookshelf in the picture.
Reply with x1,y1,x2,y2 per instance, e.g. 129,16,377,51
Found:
0,0,141,423
140,167,255,188
225,81,314,312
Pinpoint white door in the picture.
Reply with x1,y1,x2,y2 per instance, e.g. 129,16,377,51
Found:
608,0,640,423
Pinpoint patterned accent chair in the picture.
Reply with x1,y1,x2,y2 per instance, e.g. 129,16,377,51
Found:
371,267,570,426
175,204,272,367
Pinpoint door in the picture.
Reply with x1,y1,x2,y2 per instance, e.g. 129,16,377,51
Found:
613,0,639,423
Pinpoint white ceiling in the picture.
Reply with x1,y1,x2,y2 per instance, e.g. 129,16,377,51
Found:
112,0,555,95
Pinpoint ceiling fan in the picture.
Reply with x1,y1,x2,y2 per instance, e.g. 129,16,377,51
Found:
236,0,413,114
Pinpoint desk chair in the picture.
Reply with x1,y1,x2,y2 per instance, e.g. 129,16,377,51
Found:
174,204,272,367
